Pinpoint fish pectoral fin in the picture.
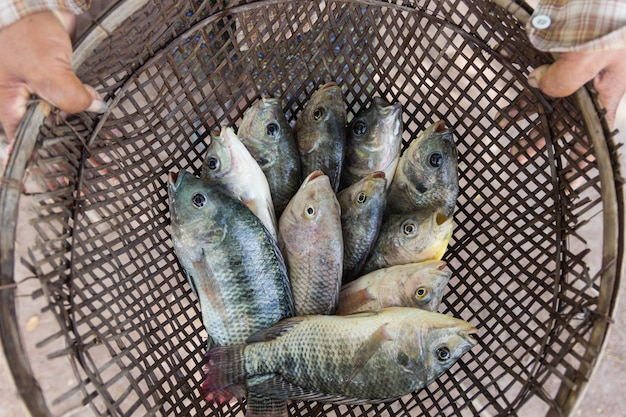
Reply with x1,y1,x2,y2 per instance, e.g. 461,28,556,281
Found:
343,323,391,387
345,286,377,304
246,317,308,343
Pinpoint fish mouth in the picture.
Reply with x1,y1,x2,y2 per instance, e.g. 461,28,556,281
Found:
262,96,281,106
303,170,326,183
432,120,447,132
320,81,339,90
462,327,480,346
434,209,453,228
376,100,402,118
369,171,386,180
168,170,185,191
431,120,454,144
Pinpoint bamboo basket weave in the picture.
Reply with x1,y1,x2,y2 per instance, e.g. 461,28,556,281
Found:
0,0,623,416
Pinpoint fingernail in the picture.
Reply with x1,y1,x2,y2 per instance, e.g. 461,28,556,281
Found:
86,98,108,114
528,65,548,89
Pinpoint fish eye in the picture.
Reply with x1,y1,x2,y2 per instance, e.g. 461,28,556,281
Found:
436,346,451,362
192,192,207,208
206,157,220,171
352,120,367,136
357,192,367,204
429,152,443,168
313,107,324,120
266,122,279,136
402,220,416,235
305,205,316,217
415,287,428,300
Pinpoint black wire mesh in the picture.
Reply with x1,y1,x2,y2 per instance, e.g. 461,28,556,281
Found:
9,0,621,416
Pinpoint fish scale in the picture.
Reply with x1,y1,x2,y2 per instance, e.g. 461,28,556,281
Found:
203,308,478,404
238,97,302,218
168,171,294,347
293,82,347,193
278,171,343,316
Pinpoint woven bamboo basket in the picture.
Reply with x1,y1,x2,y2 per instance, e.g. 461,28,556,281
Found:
0,0,623,416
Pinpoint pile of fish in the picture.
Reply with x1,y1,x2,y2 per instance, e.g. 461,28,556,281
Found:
168,82,478,417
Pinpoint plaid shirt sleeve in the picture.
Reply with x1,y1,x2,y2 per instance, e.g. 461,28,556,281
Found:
0,0,91,29
528,0,626,52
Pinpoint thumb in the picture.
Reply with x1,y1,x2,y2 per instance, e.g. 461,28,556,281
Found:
29,67,106,115
592,49,626,128
528,51,610,98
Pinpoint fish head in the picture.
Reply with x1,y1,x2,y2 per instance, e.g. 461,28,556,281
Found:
394,310,478,379
295,82,346,152
201,128,233,181
338,171,387,213
278,170,340,255
401,260,451,311
393,209,453,260
289,170,339,223
168,171,227,249
401,121,459,213
239,97,290,167
349,98,403,147
417,314,479,378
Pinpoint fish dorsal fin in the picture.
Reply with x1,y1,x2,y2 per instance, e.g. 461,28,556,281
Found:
246,316,308,343
343,323,392,387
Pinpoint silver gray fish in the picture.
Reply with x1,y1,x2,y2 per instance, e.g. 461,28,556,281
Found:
293,82,347,192
340,97,403,191
200,126,277,239
238,97,302,218
386,120,459,217
336,260,451,315
168,170,294,347
361,209,454,275
337,171,387,283
202,307,478,407
278,170,343,315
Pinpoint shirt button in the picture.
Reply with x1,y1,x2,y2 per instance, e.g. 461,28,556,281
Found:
531,14,552,30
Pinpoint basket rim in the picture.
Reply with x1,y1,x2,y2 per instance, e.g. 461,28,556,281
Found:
0,1,622,416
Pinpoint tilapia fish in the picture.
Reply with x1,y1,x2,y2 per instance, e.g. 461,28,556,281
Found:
278,170,343,315
386,120,459,217
238,97,302,218
293,82,347,192
336,260,451,315
340,97,403,191
337,171,387,283
361,209,454,275
168,171,294,346
202,307,478,407
200,126,277,239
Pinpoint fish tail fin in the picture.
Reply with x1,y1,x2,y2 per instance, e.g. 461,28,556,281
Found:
202,345,247,404
246,393,288,417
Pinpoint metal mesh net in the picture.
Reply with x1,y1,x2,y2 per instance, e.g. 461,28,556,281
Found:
7,0,622,416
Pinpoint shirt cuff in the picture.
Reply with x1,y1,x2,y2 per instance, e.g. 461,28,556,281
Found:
527,0,626,53
0,1,91,30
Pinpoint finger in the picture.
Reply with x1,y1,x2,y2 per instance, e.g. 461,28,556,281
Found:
593,49,626,129
528,50,614,98
27,61,106,115
0,82,32,141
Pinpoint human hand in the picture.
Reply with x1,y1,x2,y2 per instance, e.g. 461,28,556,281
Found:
528,47,626,129
0,11,105,144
